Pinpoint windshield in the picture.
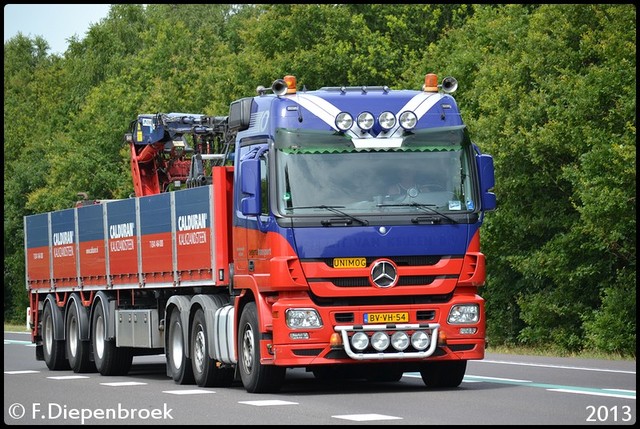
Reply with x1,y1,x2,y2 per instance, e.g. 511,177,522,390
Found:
274,127,477,216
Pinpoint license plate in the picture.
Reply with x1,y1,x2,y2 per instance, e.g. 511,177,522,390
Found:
333,257,367,269
364,312,409,324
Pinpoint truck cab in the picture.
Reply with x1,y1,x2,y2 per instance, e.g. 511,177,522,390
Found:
230,74,496,389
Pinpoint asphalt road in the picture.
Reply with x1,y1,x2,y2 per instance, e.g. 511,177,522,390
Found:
4,331,636,425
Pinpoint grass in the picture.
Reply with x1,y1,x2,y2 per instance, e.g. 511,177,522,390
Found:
4,322,30,333
486,344,634,361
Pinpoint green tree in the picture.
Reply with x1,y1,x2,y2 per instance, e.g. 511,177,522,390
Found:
4,34,57,320
422,4,636,355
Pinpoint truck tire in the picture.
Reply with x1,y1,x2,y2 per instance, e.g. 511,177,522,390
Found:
167,309,194,384
41,303,69,370
91,302,132,376
66,303,95,373
238,302,285,393
419,360,467,388
191,308,234,387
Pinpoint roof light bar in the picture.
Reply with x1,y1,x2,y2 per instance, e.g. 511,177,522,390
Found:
357,112,375,131
335,112,353,131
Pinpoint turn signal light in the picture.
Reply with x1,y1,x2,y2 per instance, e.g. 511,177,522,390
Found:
438,330,448,346
330,332,343,348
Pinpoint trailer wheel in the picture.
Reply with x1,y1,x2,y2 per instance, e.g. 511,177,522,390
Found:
91,302,132,376
238,302,285,393
66,303,95,373
166,309,194,384
191,308,234,387
41,303,69,370
419,360,467,388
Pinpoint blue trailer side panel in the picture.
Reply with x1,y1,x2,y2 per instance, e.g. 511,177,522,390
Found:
139,192,173,284
106,198,138,285
24,214,51,289
50,209,76,284
77,204,106,284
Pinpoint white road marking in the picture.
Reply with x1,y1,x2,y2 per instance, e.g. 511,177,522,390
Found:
404,373,531,383
479,359,636,375
5,370,40,374
100,381,147,386
548,388,636,399
332,413,403,421
239,400,298,406
406,373,635,399
4,339,35,346
465,375,532,383
162,389,213,395
47,375,90,380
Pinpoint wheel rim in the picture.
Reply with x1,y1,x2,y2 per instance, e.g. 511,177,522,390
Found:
241,325,254,374
44,313,53,354
94,315,105,359
171,321,183,370
68,316,78,357
194,327,205,373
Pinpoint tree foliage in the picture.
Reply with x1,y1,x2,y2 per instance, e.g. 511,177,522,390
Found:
421,4,635,354
4,4,635,356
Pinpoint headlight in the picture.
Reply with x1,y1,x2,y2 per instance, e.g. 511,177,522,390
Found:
285,308,323,329
448,304,479,324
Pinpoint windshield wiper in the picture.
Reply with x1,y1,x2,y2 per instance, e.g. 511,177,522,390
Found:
287,205,369,226
376,202,458,224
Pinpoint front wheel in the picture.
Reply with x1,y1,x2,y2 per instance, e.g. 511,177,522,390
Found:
238,302,285,393
420,360,467,388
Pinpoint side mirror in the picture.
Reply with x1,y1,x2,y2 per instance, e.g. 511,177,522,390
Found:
476,154,497,211
240,158,261,216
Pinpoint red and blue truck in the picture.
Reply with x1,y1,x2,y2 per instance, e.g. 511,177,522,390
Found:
24,73,496,393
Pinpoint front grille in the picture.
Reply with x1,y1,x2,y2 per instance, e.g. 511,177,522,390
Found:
332,278,370,287
321,255,442,267
328,276,437,287
335,312,354,323
304,255,462,291
333,310,435,324
311,292,453,307
416,310,436,321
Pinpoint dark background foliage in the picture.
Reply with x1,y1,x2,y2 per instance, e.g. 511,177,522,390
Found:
4,4,635,356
